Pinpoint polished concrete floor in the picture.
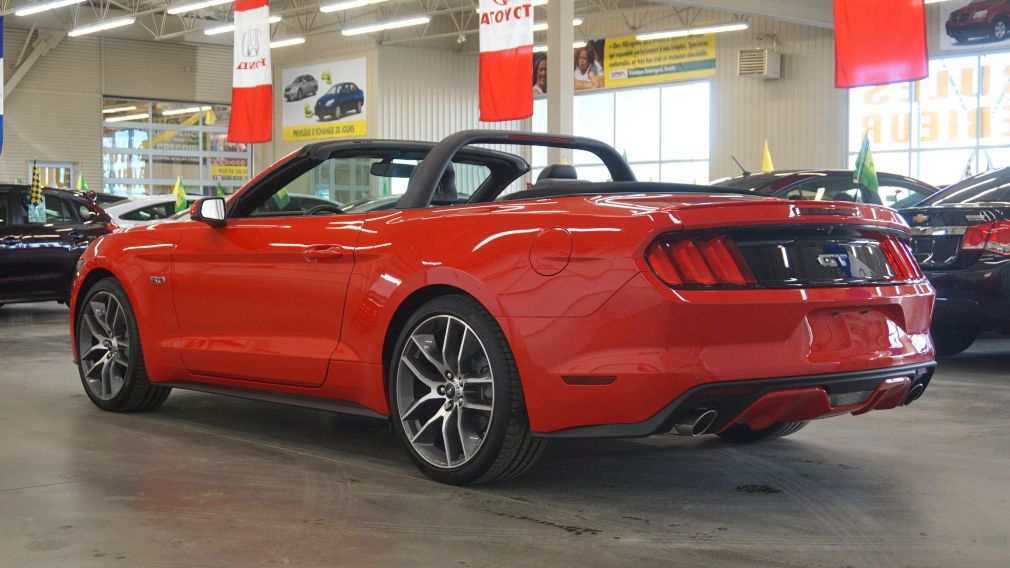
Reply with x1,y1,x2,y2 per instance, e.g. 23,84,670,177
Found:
1,303,1008,567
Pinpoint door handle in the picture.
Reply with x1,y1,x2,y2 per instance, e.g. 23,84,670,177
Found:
302,244,343,262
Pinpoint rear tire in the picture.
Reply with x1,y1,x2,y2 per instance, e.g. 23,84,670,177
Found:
388,295,545,485
932,324,978,357
993,17,1008,41
717,421,808,444
76,278,171,412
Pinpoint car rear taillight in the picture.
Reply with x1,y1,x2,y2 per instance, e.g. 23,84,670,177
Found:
960,220,1010,256
878,236,923,281
646,236,756,288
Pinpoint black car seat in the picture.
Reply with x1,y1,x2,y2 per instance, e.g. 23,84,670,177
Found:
536,164,578,183
431,163,458,205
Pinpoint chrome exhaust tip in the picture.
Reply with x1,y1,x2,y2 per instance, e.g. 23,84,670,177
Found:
902,383,925,406
673,409,719,436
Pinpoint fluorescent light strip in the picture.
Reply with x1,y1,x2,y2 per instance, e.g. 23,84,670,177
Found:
102,105,138,114
166,0,232,16
68,16,136,37
532,40,586,53
532,18,582,32
320,0,387,13
204,15,281,36
14,0,85,17
270,36,305,48
636,21,749,41
105,112,150,123
161,105,212,116
342,16,430,36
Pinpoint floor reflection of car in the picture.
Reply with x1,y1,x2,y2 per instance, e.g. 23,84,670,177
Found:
70,130,936,485
901,167,1010,355
946,0,1010,43
104,195,202,227
284,74,318,101
315,82,364,121
0,185,115,308
713,170,938,209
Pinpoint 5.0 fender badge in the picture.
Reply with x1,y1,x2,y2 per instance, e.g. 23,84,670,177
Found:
150,276,167,286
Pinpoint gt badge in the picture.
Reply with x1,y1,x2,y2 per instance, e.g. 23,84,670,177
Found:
817,253,849,268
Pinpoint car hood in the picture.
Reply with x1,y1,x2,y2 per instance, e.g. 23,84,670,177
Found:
953,1,1001,15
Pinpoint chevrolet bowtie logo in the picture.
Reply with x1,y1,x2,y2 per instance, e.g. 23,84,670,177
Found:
912,214,929,224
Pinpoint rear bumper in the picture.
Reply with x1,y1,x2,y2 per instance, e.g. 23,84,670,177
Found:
538,362,935,438
927,261,1010,331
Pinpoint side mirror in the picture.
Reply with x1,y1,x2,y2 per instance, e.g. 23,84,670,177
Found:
192,197,226,226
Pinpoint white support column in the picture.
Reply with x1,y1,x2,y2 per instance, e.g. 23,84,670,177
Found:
546,0,574,165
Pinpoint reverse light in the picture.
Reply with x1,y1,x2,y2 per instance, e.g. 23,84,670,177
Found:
961,220,1010,256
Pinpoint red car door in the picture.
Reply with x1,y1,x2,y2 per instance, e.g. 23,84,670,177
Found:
171,213,365,387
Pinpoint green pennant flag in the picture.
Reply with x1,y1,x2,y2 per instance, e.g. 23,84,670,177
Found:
382,177,391,196
16,177,24,185
216,178,226,197
273,187,291,209
853,132,879,194
173,176,188,213
77,172,88,191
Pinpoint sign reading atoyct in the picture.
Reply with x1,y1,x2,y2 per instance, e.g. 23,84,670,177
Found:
479,0,534,122
228,0,272,143
280,57,367,142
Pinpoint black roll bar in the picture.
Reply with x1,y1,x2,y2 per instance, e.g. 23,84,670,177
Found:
397,130,636,209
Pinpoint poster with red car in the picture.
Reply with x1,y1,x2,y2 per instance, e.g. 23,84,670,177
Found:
940,0,1010,51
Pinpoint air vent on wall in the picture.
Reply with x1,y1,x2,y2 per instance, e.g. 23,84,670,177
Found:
738,49,781,80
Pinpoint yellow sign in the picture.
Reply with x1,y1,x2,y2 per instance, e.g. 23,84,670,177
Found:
210,165,249,178
283,119,367,142
603,33,716,89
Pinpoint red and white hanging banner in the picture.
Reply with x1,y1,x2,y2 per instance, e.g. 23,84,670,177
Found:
228,0,272,143
479,0,534,122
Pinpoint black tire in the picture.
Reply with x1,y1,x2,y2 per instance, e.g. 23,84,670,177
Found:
993,17,1009,41
296,88,303,99
717,421,808,444
932,324,978,357
76,278,171,412
388,294,545,485
355,101,362,114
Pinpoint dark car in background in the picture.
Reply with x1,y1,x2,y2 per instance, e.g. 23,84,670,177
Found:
284,74,319,101
315,82,364,121
714,170,938,209
0,185,115,308
901,168,1010,355
946,0,1010,44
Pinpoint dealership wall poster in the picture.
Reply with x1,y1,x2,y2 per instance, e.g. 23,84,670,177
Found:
938,1,1010,53
532,33,715,95
281,57,366,142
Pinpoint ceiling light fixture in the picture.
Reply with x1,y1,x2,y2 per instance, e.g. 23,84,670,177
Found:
105,112,150,123
636,21,749,41
320,0,387,14
68,17,136,37
161,105,212,116
532,40,586,53
102,105,138,114
532,18,582,32
270,36,306,48
14,0,86,17
166,0,232,16
204,14,281,36
342,15,430,36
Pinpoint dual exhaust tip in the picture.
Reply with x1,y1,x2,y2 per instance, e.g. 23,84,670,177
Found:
672,409,718,437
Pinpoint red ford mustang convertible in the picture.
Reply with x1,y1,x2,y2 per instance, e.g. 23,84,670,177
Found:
70,131,936,484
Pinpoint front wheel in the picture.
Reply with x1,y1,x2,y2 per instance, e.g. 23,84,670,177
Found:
717,421,808,443
932,323,978,357
993,17,1008,41
355,101,362,114
76,278,170,412
389,295,545,485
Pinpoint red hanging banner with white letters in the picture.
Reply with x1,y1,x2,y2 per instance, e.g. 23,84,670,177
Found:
834,0,927,88
228,0,272,143
479,0,534,122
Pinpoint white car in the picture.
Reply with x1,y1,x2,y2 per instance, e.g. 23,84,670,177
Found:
104,195,202,227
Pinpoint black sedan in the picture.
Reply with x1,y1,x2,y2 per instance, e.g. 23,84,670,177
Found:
901,168,1010,355
713,170,938,209
0,185,115,308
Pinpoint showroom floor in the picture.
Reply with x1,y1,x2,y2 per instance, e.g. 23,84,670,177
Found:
1,304,1007,567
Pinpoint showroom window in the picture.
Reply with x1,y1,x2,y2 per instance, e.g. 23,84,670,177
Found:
531,81,711,183
102,98,253,197
848,53,1010,186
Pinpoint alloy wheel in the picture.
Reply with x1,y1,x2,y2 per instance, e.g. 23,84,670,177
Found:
395,315,494,469
997,21,1007,39
78,291,131,400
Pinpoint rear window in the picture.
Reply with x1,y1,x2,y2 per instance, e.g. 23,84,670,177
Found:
921,168,1010,205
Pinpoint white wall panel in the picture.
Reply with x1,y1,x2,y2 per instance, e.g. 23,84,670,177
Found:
102,38,232,103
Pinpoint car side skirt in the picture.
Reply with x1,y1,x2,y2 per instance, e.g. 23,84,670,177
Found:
160,380,388,420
